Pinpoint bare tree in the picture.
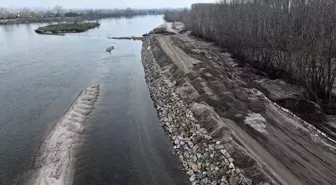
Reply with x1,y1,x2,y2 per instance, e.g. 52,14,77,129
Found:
0,8,5,19
19,8,31,18
173,0,336,106
0,8,9,19
53,5,63,17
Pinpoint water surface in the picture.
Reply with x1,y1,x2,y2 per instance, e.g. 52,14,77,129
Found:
0,16,188,185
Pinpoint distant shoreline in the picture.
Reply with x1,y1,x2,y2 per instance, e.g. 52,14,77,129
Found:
0,17,84,25
0,14,163,25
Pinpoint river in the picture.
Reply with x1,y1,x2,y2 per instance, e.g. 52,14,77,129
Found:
0,16,189,185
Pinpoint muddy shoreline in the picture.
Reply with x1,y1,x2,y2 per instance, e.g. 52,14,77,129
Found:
141,23,336,185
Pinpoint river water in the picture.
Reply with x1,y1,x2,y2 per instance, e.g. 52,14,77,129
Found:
0,16,188,185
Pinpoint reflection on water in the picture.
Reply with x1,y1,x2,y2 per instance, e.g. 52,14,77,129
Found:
0,16,187,185
2,24,15,32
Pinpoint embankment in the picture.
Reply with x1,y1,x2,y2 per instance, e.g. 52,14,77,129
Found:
28,85,100,185
141,23,336,185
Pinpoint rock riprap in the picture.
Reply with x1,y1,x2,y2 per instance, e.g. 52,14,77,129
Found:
141,40,256,185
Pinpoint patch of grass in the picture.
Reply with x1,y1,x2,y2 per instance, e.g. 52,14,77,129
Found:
35,22,100,34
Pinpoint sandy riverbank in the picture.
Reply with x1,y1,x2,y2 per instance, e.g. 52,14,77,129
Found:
28,85,99,185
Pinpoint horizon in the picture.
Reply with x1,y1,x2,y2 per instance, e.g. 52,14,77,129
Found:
0,0,214,9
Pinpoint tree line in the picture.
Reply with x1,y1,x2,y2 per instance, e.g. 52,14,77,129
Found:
165,0,336,108
0,6,171,20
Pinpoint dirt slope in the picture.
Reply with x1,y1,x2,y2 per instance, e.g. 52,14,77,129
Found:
146,23,336,185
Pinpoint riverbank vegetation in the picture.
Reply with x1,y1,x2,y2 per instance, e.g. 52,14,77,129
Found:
165,0,336,110
35,22,100,34
0,6,172,24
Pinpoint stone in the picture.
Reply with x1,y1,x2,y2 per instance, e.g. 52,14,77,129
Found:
193,155,198,162
189,175,196,182
200,178,209,185
187,170,195,176
220,149,227,155
225,152,230,158
229,163,234,169
238,176,252,185
205,135,212,140
196,153,203,160
190,128,197,135
224,158,229,164
228,158,234,163
196,173,205,179
203,152,209,158
184,151,190,158
200,128,207,134
192,164,200,172
192,181,199,185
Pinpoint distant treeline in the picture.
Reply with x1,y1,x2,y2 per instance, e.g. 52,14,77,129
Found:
163,8,188,22
165,0,336,107
0,6,171,20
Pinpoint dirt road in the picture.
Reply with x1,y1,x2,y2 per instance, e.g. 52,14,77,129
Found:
147,23,336,185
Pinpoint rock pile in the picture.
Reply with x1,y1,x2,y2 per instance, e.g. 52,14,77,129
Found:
142,40,252,185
